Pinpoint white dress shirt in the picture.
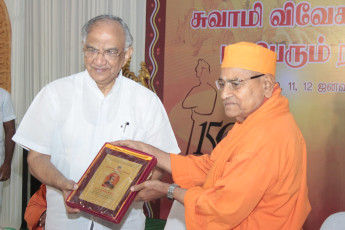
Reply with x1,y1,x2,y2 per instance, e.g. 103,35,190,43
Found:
13,70,180,230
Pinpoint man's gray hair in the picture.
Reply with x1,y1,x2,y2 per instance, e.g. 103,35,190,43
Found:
81,15,133,48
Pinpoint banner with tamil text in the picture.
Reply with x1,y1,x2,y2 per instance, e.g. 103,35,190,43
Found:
145,1,345,229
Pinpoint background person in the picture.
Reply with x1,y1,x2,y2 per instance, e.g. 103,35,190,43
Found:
24,184,46,230
0,88,16,208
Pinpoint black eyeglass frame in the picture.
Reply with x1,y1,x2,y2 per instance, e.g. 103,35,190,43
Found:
215,73,265,90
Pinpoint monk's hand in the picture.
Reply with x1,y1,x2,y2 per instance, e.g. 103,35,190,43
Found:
110,140,162,156
130,180,170,202
60,178,80,214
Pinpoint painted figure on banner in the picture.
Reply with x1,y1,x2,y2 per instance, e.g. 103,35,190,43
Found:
181,58,234,156
182,59,217,155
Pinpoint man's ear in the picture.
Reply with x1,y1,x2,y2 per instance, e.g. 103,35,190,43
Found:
122,47,133,67
263,74,275,98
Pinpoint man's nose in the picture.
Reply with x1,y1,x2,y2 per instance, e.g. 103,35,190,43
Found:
220,85,234,100
94,51,107,64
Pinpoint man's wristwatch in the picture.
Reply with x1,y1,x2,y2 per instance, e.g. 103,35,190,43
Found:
167,183,179,200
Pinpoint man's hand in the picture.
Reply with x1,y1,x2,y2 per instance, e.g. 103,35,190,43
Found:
61,179,80,214
130,180,170,202
131,180,187,204
0,162,11,181
28,150,80,213
1,119,15,181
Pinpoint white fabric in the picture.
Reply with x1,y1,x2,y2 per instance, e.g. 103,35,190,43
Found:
13,70,180,230
164,201,186,230
0,88,16,159
0,88,16,207
320,212,345,230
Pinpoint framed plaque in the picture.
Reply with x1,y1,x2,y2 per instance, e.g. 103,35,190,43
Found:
66,143,157,224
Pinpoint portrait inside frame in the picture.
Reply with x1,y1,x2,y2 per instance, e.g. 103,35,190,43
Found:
66,143,157,224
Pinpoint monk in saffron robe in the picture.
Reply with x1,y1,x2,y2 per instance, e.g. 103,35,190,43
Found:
24,184,47,230
114,42,311,230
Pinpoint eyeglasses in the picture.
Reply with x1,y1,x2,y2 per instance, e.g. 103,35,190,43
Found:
83,46,125,61
215,74,265,90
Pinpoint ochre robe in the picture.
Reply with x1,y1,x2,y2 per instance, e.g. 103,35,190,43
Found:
25,184,47,230
171,85,311,230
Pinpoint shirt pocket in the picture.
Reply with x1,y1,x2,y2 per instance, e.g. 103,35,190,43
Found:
118,120,148,142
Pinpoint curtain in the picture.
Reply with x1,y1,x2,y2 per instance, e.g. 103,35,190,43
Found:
2,0,146,228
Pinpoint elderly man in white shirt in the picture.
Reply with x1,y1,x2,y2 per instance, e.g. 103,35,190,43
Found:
13,15,180,230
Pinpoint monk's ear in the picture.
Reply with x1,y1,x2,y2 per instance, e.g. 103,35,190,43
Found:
263,74,275,98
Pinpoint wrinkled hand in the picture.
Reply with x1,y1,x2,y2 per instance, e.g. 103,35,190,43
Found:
131,180,169,202
110,140,161,156
61,179,80,214
0,162,11,181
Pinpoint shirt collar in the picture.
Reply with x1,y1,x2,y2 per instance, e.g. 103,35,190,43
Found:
84,69,123,97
